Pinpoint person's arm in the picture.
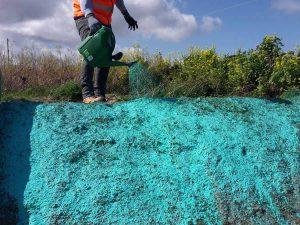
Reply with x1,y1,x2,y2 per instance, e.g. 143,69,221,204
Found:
115,0,127,14
80,0,101,35
80,0,94,16
116,0,138,30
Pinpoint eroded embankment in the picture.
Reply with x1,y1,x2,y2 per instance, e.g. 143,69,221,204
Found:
0,101,39,225
0,97,299,225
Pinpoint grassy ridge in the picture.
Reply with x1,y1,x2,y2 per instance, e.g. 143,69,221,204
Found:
131,36,300,98
0,35,299,101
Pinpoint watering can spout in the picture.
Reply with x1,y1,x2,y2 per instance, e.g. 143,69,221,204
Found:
77,27,135,68
108,61,138,68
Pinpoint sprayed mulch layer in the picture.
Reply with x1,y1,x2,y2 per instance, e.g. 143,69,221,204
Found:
1,97,299,225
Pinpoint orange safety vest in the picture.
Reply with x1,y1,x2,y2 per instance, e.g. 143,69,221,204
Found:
73,0,117,25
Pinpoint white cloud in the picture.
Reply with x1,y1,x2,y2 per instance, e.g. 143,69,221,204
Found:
200,16,222,33
112,0,197,42
272,0,300,13
0,0,198,51
0,0,78,50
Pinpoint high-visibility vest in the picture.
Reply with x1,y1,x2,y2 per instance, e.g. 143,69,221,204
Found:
73,0,116,25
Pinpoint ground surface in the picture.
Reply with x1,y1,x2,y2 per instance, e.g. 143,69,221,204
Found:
0,96,299,225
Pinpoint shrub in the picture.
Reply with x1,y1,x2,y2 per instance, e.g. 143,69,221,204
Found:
224,51,252,95
254,36,284,95
146,52,180,96
166,47,225,97
0,35,299,100
50,81,81,101
107,66,129,95
269,53,300,94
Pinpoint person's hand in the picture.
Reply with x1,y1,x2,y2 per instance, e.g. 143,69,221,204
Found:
87,13,102,35
123,11,138,31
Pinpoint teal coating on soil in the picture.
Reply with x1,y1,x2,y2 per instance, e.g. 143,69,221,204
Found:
1,97,300,224
129,63,156,96
0,101,39,225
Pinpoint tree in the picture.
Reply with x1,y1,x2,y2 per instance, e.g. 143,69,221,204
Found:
257,36,283,60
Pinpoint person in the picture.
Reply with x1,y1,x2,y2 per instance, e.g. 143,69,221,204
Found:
73,0,138,103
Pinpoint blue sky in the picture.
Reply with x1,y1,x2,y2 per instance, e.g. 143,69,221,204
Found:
116,0,300,54
1,0,299,55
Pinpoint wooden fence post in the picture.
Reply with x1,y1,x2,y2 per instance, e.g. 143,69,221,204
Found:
6,38,10,64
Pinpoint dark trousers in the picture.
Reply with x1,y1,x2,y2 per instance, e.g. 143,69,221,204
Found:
75,17,110,98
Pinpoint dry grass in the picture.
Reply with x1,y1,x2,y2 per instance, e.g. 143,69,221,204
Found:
0,35,299,101
0,47,81,93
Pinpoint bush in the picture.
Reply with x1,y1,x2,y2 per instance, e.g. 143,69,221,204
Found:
269,53,300,94
254,36,284,95
166,48,225,97
107,66,129,95
1,35,299,100
50,81,81,101
224,51,253,95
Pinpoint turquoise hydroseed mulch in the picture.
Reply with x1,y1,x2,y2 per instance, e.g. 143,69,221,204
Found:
0,101,38,225
129,63,156,96
1,96,299,224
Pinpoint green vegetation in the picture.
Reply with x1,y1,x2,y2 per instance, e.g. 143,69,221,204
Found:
0,35,299,101
1,81,81,102
134,35,299,98
49,81,81,101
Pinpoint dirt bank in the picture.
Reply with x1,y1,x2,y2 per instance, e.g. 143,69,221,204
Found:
1,97,299,225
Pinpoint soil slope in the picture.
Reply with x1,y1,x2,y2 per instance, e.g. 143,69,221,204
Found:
1,97,299,225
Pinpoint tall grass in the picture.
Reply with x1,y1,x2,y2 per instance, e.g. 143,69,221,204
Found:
0,47,81,92
0,35,299,101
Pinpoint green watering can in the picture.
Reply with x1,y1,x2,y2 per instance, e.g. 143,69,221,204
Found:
77,26,135,68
